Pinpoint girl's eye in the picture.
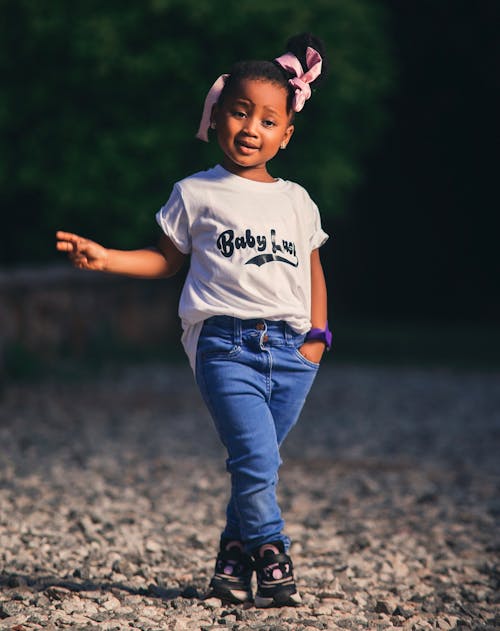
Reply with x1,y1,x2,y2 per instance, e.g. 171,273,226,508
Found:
232,111,246,118
262,120,276,128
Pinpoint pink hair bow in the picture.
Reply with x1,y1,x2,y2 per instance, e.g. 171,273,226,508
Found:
195,73,229,142
274,46,322,112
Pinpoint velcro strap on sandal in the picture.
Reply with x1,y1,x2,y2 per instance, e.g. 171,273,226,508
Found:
220,548,253,565
254,553,292,570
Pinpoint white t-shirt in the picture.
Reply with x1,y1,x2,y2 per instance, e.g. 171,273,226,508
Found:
156,164,329,371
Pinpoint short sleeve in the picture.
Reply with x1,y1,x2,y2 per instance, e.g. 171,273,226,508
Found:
309,199,329,251
155,184,192,254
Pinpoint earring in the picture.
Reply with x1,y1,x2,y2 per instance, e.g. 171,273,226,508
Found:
280,142,287,150
210,121,216,130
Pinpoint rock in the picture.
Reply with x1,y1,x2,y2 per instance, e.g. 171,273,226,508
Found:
301,592,316,606
101,595,122,611
0,602,26,618
352,593,369,608
45,586,72,600
375,598,398,615
313,603,333,616
0,614,29,628
145,539,162,553
202,597,222,609
61,596,84,614
393,605,414,619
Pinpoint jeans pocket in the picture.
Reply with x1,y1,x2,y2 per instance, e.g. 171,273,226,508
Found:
293,347,321,369
198,335,241,360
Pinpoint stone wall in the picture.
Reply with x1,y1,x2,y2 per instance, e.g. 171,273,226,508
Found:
0,265,183,373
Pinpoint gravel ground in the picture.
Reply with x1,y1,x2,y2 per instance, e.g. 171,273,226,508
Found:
0,361,499,630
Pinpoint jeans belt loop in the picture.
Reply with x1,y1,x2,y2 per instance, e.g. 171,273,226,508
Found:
234,317,242,346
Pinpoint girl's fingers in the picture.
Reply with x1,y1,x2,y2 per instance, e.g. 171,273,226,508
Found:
56,231,87,247
56,230,81,241
56,231,90,253
56,241,75,251
56,231,104,270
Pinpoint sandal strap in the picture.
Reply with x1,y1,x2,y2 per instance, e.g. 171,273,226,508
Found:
218,548,253,565
254,552,293,571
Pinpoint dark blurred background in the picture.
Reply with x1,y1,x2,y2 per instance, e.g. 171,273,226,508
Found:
1,0,499,374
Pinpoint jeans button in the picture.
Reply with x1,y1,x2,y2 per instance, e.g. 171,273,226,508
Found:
255,322,265,330
262,334,269,343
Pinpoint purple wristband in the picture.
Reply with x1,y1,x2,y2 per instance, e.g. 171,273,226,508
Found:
305,322,332,350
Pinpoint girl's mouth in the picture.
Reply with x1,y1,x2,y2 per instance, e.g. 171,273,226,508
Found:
236,140,259,153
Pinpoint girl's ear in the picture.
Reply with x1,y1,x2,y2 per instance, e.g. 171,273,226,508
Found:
280,124,295,150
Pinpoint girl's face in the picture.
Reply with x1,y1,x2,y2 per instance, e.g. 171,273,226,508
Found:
213,78,294,182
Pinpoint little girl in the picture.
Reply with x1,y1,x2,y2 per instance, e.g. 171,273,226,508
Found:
57,32,331,608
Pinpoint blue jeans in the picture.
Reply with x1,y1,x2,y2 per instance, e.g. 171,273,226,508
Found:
195,315,319,553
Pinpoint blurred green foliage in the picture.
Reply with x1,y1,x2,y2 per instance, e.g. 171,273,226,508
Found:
1,0,392,262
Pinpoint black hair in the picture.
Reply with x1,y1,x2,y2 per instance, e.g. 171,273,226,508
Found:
218,33,328,113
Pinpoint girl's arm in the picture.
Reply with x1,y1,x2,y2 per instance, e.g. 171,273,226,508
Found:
56,231,186,278
299,248,328,364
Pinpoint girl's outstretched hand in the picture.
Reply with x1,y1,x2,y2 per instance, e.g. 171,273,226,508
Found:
56,231,109,271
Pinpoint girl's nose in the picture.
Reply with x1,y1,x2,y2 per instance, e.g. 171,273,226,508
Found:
242,116,258,135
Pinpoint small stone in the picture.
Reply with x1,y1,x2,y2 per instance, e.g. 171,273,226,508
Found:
374,599,398,615
390,614,406,627
435,617,454,630
393,605,413,619
145,539,162,553
45,586,72,600
352,593,369,607
61,596,82,614
112,558,136,577
202,597,222,609
333,617,371,629
0,602,26,618
101,595,121,611
27,612,47,625
0,615,29,628
301,592,316,605
313,604,333,616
